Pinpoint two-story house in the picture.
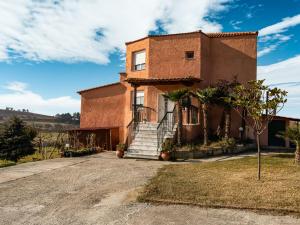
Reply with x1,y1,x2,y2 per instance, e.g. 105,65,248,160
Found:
75,30,260,158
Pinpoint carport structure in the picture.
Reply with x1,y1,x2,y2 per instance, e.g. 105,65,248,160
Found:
68,127,119,150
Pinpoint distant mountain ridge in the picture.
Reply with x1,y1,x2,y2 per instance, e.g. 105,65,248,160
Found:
0,109,78,131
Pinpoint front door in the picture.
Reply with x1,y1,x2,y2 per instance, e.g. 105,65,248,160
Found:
158,94,175,122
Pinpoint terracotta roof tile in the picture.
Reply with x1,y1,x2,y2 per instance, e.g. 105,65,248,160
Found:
125,76,202,85
77,82,121,94
205,31,258,38
125,31,258,45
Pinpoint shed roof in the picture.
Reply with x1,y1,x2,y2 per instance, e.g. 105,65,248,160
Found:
125,76,202,86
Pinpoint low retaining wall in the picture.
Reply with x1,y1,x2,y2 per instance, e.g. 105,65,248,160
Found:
174,144,256,159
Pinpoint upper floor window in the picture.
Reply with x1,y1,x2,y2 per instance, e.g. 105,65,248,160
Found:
133,50,146,71
185,51,194,59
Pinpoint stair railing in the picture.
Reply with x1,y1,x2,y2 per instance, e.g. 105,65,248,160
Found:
157,106,177,152
127,119,139,147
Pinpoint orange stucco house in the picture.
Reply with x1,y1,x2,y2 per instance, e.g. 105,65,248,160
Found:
75,30,297,158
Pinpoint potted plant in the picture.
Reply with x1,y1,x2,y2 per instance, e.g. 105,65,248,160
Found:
160,139,174,161
116,143,126,158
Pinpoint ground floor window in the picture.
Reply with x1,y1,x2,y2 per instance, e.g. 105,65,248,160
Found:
131,90,144,109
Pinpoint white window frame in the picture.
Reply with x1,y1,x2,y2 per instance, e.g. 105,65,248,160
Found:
133,50,146,71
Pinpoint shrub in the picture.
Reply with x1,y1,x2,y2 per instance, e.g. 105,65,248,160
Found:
218,138,236,151
63,148,97,157
161,139,175,153
0,117,37,162
116,143,126,151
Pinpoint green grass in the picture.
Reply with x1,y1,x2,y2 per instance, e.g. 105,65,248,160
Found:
0,148,61,168
0,159,16,168
138,154,300,215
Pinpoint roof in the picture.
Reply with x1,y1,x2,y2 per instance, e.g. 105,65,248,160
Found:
263,115,300,122
206,31,258,38
125,76,202,86
126,30,258,45
77,82,121,94
68,127,119,131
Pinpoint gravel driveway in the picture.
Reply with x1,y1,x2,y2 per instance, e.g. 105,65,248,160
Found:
0,152,299,225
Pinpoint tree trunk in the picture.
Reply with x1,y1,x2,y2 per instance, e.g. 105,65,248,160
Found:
177,102,183,146
295,142,300,164
202,104,208,146
256,133,261,180
224,108,231,140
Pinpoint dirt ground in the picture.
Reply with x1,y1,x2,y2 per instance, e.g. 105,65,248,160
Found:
0,152,299,225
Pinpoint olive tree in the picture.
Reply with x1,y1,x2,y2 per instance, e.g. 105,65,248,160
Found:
232,80,287,180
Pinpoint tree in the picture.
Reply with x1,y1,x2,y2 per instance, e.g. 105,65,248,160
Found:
0,117,37,161
195,87,218,146
215,78,240,140
164,89,189,146
278,126,300,164
232,80,287,180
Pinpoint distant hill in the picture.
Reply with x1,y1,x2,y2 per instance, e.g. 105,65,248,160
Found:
0,109,79,132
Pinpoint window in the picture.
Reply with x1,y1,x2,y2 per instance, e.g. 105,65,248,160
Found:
185,51,194,59
133,50,146,71
131,91,144,109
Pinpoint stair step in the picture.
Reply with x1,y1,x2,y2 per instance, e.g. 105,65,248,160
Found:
131,142,157,147
124,153,160,160
127,149,158,155
134,137,158,142
128,145,157,151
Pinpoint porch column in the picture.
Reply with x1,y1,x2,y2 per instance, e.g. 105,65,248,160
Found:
133,85,138,122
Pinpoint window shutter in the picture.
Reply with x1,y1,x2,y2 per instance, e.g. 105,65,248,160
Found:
134,51,145,65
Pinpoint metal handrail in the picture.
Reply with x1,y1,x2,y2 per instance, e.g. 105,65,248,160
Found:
157,106,177,152
132,105,156,122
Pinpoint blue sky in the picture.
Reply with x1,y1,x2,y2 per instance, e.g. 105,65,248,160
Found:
0,0,299,116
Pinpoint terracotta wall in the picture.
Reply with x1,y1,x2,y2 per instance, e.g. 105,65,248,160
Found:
80,83,126,128
209,35,257,85
149,33,201,78
126,38,150,79
183,124,202,142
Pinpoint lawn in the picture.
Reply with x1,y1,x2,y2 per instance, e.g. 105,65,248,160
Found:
0,148,61,168
138,154,300,215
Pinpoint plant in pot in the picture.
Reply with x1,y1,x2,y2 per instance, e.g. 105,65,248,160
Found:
160,139,174,161
116,143,126,158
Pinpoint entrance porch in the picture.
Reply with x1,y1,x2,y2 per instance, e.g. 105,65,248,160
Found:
124,77,202,159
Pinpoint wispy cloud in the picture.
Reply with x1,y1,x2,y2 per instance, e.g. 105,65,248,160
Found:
257,14,300,57
0,0,231,64
257,44,278,57
259,14,300,36
229,20,242,30
0,81,80,115
258,55,300,117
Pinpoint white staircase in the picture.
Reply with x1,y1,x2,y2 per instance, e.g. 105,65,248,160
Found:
125,122,176,159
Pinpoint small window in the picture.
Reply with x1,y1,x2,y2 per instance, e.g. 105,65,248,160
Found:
133,50,146,71
185,51,194,59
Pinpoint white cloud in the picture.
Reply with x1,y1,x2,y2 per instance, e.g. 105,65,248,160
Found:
259,34,292,43
5,81,28,92
258,55,300,117
257,44,278,57
259,14,300,36
0,82,80,115
257,14,299,57
229,20,242,30
0,0,231,64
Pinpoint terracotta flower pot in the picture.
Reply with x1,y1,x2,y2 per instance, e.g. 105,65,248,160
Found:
116,150,124,158
161,152,170,161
